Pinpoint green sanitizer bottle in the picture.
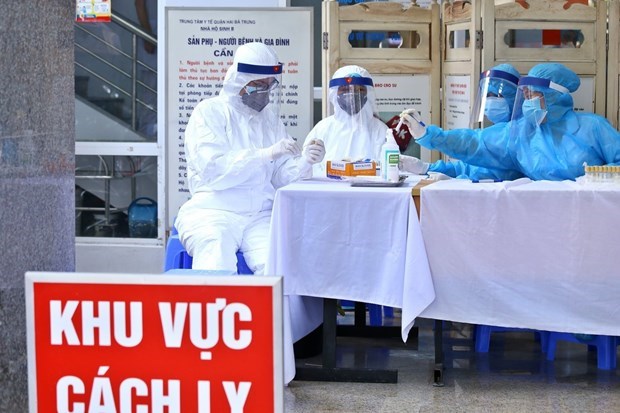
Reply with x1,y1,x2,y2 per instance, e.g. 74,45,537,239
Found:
381,129,400,182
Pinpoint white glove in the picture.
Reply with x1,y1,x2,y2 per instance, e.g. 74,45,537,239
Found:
399,155,429,174
399,109,427,139
303,139,326,165
261,137,302,161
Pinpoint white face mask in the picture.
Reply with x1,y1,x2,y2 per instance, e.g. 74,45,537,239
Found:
484,97,510,123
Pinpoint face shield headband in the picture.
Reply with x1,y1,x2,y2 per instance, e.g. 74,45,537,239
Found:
330,76,373,116
238,62,283,112
518,76,569,95
514,76,569,122
237,62,283,76
470,69,520,127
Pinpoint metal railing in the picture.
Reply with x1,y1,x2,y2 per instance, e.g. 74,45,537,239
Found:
74,11,157,137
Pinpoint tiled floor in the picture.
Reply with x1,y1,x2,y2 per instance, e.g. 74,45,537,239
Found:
284,312,620,412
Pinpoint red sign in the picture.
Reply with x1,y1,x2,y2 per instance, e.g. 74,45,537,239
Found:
26,272,283,412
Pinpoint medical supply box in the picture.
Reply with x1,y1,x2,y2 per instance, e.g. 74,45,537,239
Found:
327,160,377,178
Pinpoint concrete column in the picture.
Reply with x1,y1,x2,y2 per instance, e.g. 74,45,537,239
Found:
0,1,75,410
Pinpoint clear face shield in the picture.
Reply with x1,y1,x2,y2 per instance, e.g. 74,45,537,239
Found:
237,62,283,118
328,75,375,144
470,69,519,128
510,76,569,137
329,75,373,115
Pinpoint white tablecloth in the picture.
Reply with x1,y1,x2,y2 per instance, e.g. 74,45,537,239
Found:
265,177,436,384
419,178,620,336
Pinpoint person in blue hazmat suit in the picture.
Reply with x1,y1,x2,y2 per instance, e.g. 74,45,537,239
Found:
303,65,388,177
175,42,326,274
400,63,525,180
400,62,620,180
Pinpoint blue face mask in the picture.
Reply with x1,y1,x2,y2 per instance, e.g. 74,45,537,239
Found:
484,97,510,123
522,97,547,124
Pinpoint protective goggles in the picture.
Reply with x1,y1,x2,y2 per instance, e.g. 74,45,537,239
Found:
243,78,279,94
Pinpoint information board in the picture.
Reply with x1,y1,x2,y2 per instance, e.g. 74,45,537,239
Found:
26,272,283,413
373,74,431,125
76,0,111,22
572,76,595,113
444,75,472,130
165,7,313,227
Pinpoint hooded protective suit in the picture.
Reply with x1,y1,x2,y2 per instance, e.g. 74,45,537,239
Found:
175,42,310,273
304,65,388,176
419,63,620,181
425,64,524,180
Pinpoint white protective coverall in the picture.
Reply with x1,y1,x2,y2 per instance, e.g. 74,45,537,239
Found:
175,42,312,274
305,65,388,177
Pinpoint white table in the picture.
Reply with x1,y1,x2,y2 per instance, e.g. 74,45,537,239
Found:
264,177,436,384
419,178,620,336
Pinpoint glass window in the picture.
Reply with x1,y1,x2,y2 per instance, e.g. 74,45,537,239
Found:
503,29,584,48
75,155,158,238
348,30,421,49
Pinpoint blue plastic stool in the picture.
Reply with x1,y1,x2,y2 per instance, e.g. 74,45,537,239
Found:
370,305,394,326
340,300,394,326
164,231,253,274
475,325,549,353
546,332,617,370
164,234,192,271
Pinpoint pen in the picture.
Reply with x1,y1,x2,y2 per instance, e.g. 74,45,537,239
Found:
471,179,503,183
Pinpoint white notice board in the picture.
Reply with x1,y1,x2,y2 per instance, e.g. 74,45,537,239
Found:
165,7,313,227
372,74,431,125
572,76,595,113
444,75,472,130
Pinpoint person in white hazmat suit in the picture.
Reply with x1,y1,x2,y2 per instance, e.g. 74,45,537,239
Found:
304,65,388,176
175,42,326,274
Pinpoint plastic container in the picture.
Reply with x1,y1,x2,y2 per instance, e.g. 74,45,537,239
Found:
128,197,157,238
381,129,400,182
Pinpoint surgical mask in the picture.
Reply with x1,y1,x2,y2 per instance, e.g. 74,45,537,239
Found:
241,90,270,112
337,92,367,115
522,97,547,124
484,97,510,123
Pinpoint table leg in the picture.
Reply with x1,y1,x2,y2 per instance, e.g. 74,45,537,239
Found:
433,319,444,387
294,298,399,383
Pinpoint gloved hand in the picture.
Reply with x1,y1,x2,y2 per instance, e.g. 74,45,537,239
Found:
262,137,302,161
399,155,429,174
303,139,326,164
399,109,427,139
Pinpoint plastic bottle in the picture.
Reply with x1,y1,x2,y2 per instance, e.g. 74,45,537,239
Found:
381,129,400,182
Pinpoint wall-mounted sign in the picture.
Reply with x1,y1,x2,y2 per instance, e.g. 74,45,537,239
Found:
26,271,283,412
444,75,472,130
373,74,431,157
76,0,112,23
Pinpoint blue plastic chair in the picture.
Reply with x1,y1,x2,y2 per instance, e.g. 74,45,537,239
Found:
546,332,617,370
474,325,549,353
164,229,253,274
